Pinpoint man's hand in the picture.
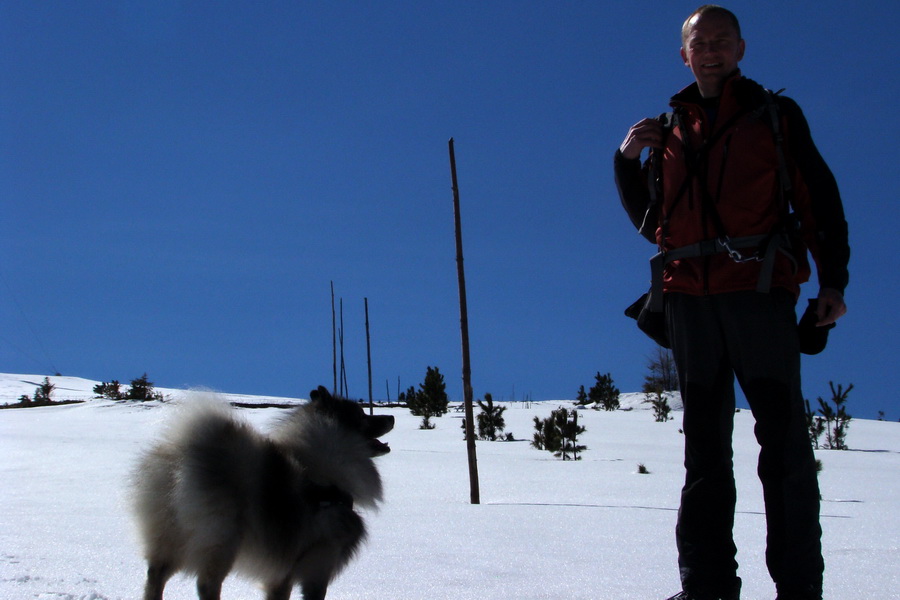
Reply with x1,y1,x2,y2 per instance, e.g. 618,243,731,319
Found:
816,288,847,326
619,118,665,160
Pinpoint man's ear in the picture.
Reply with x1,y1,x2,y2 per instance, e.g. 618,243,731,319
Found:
736,38,746,62
680,46,689,67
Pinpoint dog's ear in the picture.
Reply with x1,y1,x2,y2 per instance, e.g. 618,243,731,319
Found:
309,386,332,403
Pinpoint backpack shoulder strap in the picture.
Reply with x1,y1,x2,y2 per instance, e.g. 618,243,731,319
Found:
641,112,675,242
763,88,793,202
647,111,675,202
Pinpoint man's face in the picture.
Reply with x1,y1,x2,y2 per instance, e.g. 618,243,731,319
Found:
680,12,745,97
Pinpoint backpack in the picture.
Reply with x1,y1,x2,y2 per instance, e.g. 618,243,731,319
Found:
626,88,795,348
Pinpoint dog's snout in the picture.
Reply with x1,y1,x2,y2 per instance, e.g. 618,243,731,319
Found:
370,414,395,437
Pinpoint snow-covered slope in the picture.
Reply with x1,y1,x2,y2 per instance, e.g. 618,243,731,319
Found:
0,373,897,599
0,372,302,407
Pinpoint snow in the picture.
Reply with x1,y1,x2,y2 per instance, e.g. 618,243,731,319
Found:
1,373,898,600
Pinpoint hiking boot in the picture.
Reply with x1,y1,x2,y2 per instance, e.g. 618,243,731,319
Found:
775,582,822,600
774,589,822,599
664,592,739,600
666,576,741,600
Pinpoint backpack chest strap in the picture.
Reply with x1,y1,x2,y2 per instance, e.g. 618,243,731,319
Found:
648,233,793,311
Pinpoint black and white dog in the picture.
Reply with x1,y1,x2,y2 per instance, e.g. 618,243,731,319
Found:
131,386,393,600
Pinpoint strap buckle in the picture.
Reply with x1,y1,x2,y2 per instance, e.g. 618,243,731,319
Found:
718,236,763,263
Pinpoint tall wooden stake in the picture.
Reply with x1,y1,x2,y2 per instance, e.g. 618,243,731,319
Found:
339,298,348,397
365,297,373,415
331,281,337,395
448,137,480,505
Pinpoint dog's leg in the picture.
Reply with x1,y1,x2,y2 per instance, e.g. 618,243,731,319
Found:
265,577,294,600
196,558,233,600
299,581,327,600
295,547,336,600
143,562,174,600
295,510,365,600
196,575,225,600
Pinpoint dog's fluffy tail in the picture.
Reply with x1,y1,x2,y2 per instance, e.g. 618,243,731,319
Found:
129,392,254,565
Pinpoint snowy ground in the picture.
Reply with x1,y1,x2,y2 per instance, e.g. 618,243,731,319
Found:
1,374,898,600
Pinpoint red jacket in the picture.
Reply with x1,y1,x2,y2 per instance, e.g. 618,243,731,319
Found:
615,72,849,298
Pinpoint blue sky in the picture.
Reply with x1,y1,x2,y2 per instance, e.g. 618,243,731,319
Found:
2,1,897,419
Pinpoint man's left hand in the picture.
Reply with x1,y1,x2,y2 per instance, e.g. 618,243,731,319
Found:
817,288,847,326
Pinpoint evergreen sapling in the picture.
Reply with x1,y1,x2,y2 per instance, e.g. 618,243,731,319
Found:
589,372,620,411
476,393,507,441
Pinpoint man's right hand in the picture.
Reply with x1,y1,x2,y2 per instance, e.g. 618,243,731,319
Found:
619,118,665,160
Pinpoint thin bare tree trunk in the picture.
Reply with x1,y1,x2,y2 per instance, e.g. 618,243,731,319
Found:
339,299,348,397
331,281,337,395
365,297,373,415
448,137,480,505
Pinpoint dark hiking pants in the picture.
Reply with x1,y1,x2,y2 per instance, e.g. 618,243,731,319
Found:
666,290,824,599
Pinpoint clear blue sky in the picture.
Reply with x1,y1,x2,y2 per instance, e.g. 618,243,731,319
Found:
2,1,897,419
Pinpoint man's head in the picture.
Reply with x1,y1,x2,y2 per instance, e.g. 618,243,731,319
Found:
680,5,745,98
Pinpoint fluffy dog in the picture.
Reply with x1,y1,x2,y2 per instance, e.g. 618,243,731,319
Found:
131,386,394,600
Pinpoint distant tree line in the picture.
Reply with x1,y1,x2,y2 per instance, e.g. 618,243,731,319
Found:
3,374,167,408
94,373,164,402
4,377,81,409
397,356,857,458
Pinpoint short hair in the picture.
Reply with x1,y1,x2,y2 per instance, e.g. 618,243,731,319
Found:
682,5,742,45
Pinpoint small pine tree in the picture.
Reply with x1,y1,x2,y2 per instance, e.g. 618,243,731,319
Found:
531,416,544,449
804,398,826,449
557,408,586,461
532,408,586,460
398,385,417,407
33,377,55,403
126,374,163,402
589,372,619,411
476,393,506,441
817,382,852,450
532,415,562,453
93,380,123,400
575,385,589,406
407,366,449,429
644,389,672,422
406,389,433,429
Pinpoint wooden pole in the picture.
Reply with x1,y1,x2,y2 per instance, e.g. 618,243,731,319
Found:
448,137,480,505
339,298,348,397
365,297,373,415
331,281,337,395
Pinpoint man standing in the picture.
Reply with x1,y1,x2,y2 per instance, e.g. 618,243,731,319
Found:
614,6,849,600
